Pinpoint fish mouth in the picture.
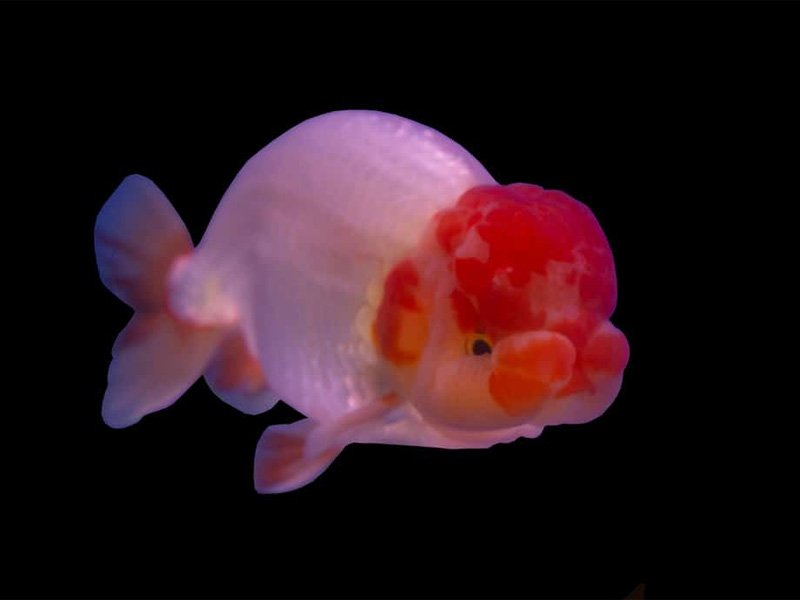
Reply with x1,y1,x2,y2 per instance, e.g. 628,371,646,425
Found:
579,321,630,376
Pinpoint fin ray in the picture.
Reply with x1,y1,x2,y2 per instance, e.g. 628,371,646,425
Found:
204,331,279,415
95,174,192,311
103,314,223,428
96,174,225,427
254,420,342,493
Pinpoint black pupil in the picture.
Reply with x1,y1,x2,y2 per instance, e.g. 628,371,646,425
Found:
472,339,492,355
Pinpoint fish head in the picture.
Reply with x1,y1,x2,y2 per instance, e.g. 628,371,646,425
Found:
373,184,630,432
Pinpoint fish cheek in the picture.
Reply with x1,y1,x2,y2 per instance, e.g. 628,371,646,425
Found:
488,331,577,419
418,355,516,431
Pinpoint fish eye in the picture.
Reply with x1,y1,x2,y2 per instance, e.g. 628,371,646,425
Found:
466,334,492,356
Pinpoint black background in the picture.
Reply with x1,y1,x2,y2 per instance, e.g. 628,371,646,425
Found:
4,2,797,599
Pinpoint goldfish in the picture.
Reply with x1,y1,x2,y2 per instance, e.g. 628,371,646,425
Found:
95,110,630,493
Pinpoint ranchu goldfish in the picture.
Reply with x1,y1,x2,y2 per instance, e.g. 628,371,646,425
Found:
95,110,630,493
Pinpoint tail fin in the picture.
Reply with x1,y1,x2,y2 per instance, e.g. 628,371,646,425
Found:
95,175,223,428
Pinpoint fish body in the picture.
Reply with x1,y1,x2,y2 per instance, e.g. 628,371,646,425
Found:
96,110,629,493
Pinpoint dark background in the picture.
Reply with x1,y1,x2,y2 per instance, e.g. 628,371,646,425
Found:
4,2,797,599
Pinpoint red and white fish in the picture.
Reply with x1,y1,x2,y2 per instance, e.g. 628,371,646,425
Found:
95,110,630,493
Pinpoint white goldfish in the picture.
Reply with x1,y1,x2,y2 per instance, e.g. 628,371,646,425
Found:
95,110,630,493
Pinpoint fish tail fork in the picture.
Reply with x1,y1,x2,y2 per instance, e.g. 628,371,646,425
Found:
95,175,224,428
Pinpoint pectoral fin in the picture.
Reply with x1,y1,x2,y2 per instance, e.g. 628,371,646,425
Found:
254,419,343,494
253,398,404,493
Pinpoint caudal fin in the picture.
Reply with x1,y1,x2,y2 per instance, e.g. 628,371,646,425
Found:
95,175,223,428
